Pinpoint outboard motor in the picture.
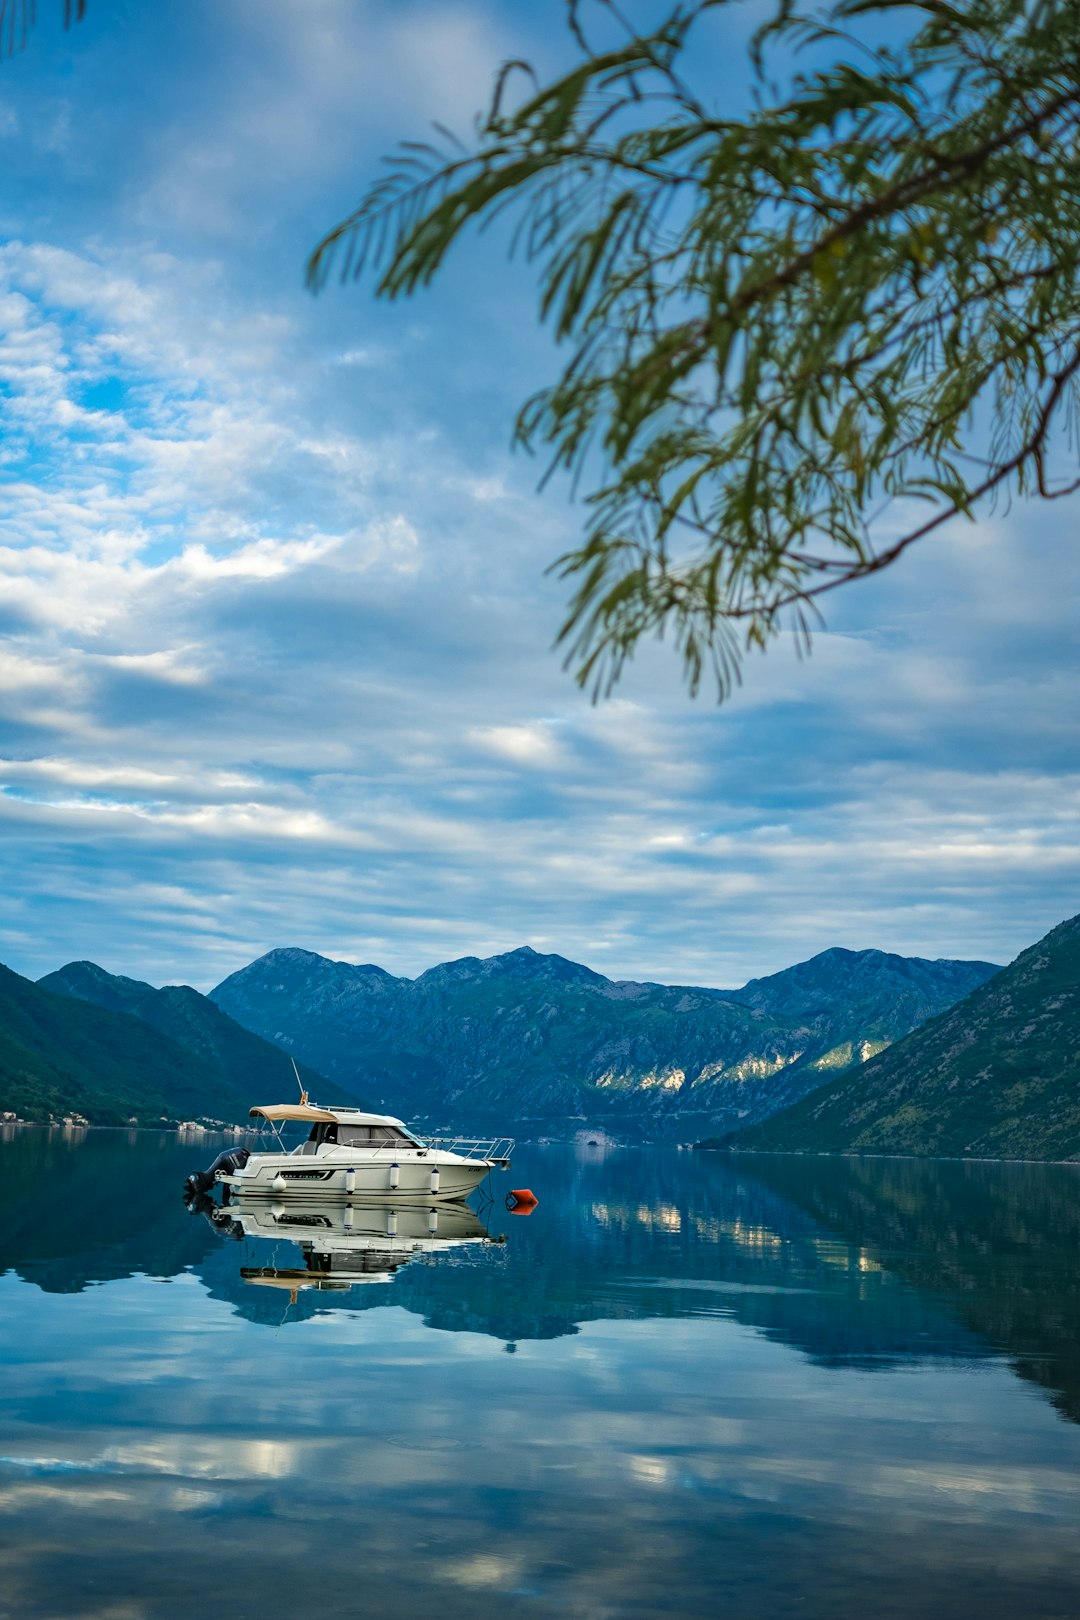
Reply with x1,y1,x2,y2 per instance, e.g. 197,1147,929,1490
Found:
184,1145,249,1197
183,1188,245,1238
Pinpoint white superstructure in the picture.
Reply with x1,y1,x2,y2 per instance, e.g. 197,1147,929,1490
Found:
218,1103,513,1202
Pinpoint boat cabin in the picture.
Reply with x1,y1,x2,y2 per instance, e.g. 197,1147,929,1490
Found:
248,1104,425,1156
304,1119,417,1150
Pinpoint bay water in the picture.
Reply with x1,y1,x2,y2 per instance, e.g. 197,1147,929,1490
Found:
1,1128,1078,1618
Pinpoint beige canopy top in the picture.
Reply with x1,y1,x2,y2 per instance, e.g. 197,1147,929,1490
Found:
242,1269,323,1290
249,1103,337,1124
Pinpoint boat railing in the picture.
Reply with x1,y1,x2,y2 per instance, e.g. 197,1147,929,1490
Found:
423,1136,515,1163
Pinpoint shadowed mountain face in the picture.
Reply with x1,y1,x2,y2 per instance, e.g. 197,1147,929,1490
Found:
0,963,255,1126
39,961,347,1114
723,913,1080,1160
208,944,998,1136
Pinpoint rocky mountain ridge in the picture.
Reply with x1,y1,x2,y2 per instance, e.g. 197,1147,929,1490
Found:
209,942,1000,1138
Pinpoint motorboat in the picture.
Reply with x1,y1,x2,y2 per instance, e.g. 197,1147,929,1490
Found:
195,1103,514,1203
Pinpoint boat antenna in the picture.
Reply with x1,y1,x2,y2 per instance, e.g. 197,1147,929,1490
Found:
291,1056,309,1106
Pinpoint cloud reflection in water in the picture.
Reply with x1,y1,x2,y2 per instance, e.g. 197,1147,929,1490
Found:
0,1133,1079,1617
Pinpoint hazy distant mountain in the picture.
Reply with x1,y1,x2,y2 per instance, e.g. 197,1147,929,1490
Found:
39,959,345,1111
210,943,999,1137
716,913,1080,1160
0,962,249,1125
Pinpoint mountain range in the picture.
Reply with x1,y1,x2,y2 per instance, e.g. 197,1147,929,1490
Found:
2,916,1073,1154
715,912,1080,1160
208,942,999,1139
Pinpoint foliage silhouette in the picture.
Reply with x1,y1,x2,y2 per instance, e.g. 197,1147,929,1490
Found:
311,0,1080,697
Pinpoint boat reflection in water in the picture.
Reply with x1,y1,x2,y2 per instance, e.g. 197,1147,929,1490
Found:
188,1192,499,1300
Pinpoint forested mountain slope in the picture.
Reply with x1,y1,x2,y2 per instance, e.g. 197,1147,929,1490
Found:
39,960,343,1109
717,914,1080,1160
0,963,250,1125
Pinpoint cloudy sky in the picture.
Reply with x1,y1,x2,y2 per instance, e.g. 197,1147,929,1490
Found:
0,0,1076,993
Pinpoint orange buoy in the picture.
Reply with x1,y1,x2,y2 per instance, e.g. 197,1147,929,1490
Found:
506,1188,538,1214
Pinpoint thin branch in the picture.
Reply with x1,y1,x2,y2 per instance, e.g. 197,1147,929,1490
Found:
744,343,1080,617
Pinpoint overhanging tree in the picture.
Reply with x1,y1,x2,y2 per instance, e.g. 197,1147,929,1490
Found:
309,0,1080,697
0,0,83,59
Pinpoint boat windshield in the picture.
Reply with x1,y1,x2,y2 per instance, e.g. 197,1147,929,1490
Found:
305,1122,416,1148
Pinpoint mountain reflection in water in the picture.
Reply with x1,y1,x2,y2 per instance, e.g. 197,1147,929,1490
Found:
1,1128,1079,1619
2,1129,1079,1409
746,1152,1080,1424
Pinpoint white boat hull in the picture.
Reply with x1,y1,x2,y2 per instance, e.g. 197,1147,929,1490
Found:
221,1150,494,1202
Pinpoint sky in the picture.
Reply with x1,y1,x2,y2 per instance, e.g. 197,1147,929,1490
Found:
0,0,1077,993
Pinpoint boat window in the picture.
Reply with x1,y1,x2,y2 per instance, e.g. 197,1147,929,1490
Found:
335,1124,413,1147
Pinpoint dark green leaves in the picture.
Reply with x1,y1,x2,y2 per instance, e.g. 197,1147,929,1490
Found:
311,0,1080,698
0,0,85,61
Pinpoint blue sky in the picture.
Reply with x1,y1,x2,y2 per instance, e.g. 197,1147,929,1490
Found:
0,0,1077,992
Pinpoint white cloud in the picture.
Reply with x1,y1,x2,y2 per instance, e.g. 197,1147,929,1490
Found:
469,722,564,768
171,537,341,583
0,0,1077,994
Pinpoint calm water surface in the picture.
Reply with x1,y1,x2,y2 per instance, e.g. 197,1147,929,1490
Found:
1,1128,1079,1619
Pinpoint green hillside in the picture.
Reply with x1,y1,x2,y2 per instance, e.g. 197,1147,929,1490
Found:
39,960,347,1110
712,913,1080,1160
0,962,252,1125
